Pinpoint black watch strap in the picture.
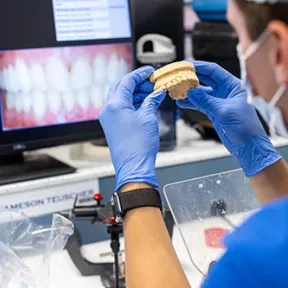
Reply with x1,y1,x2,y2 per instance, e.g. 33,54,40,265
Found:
113,188,162,218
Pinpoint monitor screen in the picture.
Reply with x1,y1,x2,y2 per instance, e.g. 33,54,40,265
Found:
0,0,133,153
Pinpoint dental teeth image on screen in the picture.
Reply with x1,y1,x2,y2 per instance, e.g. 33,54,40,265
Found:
62,90,75,117
90,86,104,111
46,57,70,92
107,53,120,84
93,55,106,85
47,90,62,117
30,63,47,91
71,57,93,90
0,44,133,130
8,65,21,93
22,91,33,127
15,58,32,93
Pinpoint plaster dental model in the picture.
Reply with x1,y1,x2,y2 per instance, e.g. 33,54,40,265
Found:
150,61,199,100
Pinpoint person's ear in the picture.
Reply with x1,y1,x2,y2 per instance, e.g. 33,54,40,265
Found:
268,21,288,85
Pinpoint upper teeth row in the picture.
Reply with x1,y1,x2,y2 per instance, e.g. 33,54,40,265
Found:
160,72,197,91
0,54,129,93
5,84,111,118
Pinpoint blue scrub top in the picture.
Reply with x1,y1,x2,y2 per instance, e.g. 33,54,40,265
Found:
202,197,288,288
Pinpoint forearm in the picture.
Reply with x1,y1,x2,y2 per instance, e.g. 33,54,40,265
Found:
121,183,191,288
250,159,288,204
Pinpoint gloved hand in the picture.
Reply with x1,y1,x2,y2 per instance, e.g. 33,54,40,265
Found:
99,66,166,191
177,61,281,177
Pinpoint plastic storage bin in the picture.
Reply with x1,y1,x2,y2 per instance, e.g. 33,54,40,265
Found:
192,0,227,21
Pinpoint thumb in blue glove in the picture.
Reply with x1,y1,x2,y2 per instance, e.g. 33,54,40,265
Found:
99,66,166,191
177,61,281,177
179,85,262,142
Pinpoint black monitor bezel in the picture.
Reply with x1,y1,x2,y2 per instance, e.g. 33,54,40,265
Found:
0,0,135,156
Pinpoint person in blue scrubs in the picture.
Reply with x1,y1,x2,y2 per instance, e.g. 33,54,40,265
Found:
99,0,288,287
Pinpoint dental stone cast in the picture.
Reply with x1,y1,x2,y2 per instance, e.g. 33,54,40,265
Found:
150,61,199,100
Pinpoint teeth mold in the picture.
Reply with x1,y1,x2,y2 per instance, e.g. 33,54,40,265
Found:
150,61,199,100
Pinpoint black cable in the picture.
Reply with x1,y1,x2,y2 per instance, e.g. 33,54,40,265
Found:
212,199,236,228
109,224,122,288
114,252,119,288
211,199,237,228
221,214,236,229
189,255,206,277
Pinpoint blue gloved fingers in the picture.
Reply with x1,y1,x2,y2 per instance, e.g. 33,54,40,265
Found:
197,74,218,90
99,67,168,193
133,91,166,111
133,103,142,111
115,66,155,105
135,80,154,94
109,81,120,93
134,93,149,110
105,81,120,103
107,75,154,103
193,60,235,86
187,85,214,102
228,82,247,99
193,85,214,94
133,81,155,110
186,60,217,88
107,82,153,108
176,86,213,112
140,90,166,113
176,98,197,110
134,93,149,105
187,87,220,117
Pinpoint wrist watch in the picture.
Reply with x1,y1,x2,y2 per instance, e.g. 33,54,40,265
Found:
112,188,162,220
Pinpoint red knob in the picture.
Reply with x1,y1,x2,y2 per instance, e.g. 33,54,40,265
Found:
94,193,103,201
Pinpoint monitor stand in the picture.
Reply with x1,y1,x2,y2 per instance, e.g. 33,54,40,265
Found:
0,153,76,185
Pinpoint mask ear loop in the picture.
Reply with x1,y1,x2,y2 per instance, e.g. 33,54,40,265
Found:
238,30,270,104
269,84,288,137
243,29,270,60
269,84,288,108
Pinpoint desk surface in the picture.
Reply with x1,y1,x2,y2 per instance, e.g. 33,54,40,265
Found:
25,225,202,288
1,120,288,219
1,120,288,194
22,212,249,288
39,120,288,178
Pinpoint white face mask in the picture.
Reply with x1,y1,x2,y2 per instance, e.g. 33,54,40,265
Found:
237,31,288,137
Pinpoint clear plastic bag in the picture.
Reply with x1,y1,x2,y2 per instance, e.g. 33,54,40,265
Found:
0,210,74,288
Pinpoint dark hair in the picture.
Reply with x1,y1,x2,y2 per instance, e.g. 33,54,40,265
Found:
234,0,288,41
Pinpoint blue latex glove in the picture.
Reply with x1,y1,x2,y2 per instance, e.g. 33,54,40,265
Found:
177,61,281,177
99,66,166,191
133,80,155,110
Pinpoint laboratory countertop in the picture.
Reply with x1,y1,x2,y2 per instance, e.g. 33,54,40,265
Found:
25,227,197,288
1,120,288,220
24,211,249,288
39,120,288,177
1,120,288,195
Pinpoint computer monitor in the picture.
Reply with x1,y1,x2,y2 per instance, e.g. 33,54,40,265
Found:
0,0,134,184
